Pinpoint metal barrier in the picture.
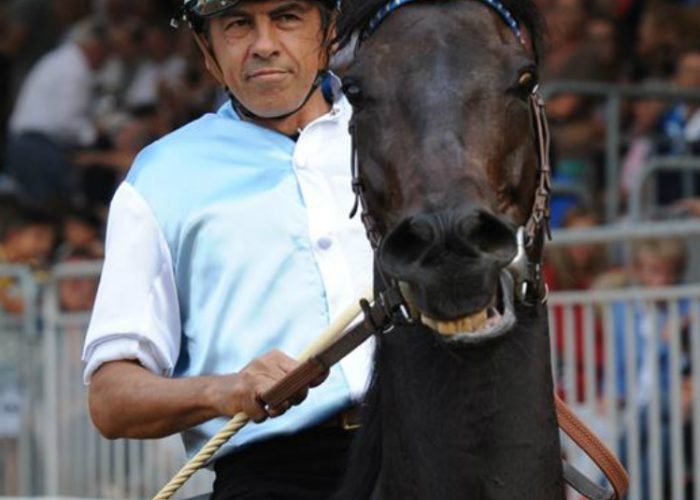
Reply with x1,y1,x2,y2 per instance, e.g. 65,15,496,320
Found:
550,285,700,500
4,252,700,499
628,156,700,221
549,218,700,284
541,81,700,223
0,263,213,499
0,265,38,496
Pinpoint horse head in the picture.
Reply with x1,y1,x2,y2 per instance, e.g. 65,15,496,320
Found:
339,0,549,345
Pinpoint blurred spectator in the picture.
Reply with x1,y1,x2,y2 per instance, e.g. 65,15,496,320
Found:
161,35,220,126
124,24,185,109
631,4,689,81
5,17,111,206
645,46,700,206
96,19,145,114
0,194,57,314
614,237,692,500
0,2,11,164
545,207,609,402
0,0,63,101
659,46,700,154
54,206,104,262
57,246,101,313
619,92,666,205
544,206,609,290
542,0,620,193
73,105,169,207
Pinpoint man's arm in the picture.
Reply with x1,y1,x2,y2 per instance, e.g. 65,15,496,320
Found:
88,349,317,439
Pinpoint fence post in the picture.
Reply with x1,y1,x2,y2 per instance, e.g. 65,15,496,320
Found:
17,267,38,496
605,91,621,223
41,281,60,495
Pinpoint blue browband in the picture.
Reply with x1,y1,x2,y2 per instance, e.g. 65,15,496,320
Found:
364,0,523,42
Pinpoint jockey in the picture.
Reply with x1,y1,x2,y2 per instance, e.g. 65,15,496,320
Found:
82,0,373,497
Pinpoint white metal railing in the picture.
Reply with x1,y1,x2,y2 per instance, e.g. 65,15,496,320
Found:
0,265,38,496
3,259,700,499
550,285,700,500
0,262,213,499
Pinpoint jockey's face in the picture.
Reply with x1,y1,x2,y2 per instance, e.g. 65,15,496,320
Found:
207,0,328,118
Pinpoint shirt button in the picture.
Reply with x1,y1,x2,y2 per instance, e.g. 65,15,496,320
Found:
317,237,333,250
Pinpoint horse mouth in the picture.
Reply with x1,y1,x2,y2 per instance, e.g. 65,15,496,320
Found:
416,272,516,344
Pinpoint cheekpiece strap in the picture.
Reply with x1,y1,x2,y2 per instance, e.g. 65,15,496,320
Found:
364,0,523,42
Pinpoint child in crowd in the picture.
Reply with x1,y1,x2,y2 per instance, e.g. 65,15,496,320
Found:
57,246,102,314
0,195,57,314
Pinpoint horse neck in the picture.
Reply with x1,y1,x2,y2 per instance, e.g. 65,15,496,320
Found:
373,303,564,499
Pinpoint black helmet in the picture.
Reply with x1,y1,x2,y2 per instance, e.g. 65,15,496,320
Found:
181,0,337,22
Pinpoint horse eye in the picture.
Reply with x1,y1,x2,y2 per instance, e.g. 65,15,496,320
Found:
517,70,538,95
342,80,366,107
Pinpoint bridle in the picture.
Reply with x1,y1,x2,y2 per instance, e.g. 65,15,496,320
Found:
346,0,552,328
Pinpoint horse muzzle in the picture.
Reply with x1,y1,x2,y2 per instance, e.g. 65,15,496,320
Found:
418,270,517,344
395,227,543,344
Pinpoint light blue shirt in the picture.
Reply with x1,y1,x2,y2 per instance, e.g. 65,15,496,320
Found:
84,91,374,459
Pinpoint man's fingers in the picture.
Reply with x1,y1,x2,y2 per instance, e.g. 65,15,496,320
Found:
264,349,300,374
310,369,330,387
242,395,267,423
266,400,290,418
290,387,308,406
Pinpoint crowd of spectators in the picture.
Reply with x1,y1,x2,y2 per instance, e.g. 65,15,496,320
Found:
0,0,222,315
0,0,697,283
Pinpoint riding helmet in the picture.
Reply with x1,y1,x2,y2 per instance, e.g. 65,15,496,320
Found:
183,0,338,19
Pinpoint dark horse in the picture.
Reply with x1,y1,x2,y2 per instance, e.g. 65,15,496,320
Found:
332,0,565,498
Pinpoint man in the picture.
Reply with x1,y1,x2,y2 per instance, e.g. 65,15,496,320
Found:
82,0,373,498
6,17,111,205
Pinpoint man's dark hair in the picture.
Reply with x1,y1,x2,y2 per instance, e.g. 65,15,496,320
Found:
0,195,58,242
191,0,336,48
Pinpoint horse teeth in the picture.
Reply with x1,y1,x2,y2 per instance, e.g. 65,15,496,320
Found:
422,309,488,335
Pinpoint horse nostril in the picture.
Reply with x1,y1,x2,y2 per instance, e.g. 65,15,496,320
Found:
380,216,437,274
455,211,517,264
408,218,435,245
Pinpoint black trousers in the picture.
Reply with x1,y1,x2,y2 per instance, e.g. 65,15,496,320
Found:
211,426,355,500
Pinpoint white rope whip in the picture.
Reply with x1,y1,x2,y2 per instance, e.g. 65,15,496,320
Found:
152,286,373,500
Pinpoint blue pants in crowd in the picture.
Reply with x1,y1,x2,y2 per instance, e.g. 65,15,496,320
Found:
5,132,77,204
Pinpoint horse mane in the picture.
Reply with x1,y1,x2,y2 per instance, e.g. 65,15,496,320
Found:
335,0,545,63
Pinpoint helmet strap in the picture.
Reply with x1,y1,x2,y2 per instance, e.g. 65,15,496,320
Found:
229,71,327,121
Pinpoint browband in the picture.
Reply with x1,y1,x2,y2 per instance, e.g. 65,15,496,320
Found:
364,0,523,42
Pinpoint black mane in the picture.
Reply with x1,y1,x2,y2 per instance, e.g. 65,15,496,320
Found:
335,0,545,62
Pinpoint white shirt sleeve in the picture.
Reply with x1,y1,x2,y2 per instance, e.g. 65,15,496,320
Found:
82,182,181,384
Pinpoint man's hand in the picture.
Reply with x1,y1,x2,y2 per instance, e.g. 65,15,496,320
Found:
211,350,329,423
88,350,329,439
